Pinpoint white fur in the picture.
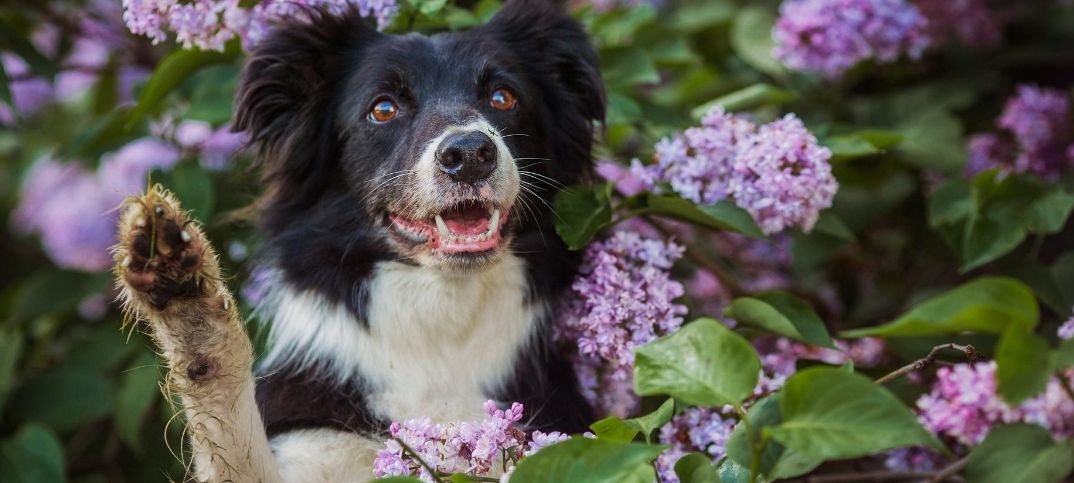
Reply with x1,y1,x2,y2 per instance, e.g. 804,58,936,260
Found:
259,254,540,423
412,118,521,219
272,428,383,483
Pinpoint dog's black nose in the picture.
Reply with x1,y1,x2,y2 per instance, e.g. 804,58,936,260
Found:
436,131,497,183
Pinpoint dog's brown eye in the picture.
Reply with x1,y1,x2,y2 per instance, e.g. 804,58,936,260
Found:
490,88,517,111
369,98,398,123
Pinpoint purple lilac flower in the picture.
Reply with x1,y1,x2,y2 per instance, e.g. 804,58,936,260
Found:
123,0,398,51
12,159,118,272
1059,310,1074,341
773,0,930,79
559,231,687,386
883,446,946,472
965,85,1074,180
573,356,641,418
654,408,737,483
633,109,837,235
199,126,249,170
916,0,1004,49
98,138,181,196
729,114,838,234
373,401,538,482
596,160,648,196
916,361,1074,446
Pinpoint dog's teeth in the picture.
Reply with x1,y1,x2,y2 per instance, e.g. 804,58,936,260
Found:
434,214,451,239
485,209,501,237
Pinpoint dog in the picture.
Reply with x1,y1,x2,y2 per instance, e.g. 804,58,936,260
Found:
112,1,606,480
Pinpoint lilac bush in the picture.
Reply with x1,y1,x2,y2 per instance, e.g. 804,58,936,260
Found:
772,0,930,78
966,84,1074,179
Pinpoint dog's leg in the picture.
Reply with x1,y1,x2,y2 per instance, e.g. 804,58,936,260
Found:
113,186,281,483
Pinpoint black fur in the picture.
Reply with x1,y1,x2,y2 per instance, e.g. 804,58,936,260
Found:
237,0,605,438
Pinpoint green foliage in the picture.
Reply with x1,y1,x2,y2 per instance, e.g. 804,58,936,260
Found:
634,319,760,407
966,424,1074,483
509,437,665,483
724,291,836,349
673,452,720,483
590,398,675,443
0,425,64,483
767,368,945,459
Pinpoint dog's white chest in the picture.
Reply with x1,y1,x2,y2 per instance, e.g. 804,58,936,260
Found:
261,255,539,423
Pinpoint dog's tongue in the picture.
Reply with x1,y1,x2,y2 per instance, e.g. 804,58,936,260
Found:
442,205,490,235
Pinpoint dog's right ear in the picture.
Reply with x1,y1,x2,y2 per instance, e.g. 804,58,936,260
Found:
233,9,380,207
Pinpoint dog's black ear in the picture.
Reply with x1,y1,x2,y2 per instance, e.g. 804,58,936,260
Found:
485,0,606,181
233,9,380,210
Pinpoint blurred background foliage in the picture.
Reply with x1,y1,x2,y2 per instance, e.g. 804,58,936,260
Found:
0,0,1073,481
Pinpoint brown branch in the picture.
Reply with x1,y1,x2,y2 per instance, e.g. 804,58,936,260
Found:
929,456,970,483
875,343,977,385
805,470,934,482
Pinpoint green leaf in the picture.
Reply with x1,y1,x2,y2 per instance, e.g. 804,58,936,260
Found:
966,424,1074,483
1056,339,1074,372
929,178,975,227
553,183,614,250
602,47,660,88
128,45,240,127
667,1,735,32
590,417,640,443
825,130,904,162
641,196,764,238
841,277,1038,338
995,328,1054,404
690,84,796,119
509,437,666,483
0,425,64,483
1023,189,1074,234
417,0,447,15
60,106,136,160
768,368,944,459
896,109,967,173
116,354,161,452
724,291,836,349
673,453,719,483
715,458,753,483
634,319,760,407
0,328,22,415
9,367,115,432
811,212,855,242
156,163,215,220
7,270,110,325
725,395,823,480
730,7,784,79
625,398,675,443
589,5,658,48
0,59,12,107
960,212,1027,272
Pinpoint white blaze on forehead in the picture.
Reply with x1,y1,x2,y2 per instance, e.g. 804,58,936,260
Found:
412,118,520,215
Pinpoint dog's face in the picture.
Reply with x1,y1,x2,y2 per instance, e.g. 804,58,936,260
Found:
235,0,605,271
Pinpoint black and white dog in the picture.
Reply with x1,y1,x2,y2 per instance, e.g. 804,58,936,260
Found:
113,0,605,480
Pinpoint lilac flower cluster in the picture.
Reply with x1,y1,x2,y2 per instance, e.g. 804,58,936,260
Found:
772,0,930,79
632,108,837,235
654,408,738,483
916,361,1074,446
1059,310,1074,341
966,85,1074,180
916,0,1004,49
13,123,245,272
373,400,567,482
123,0,398,51
558,231,687,416
2,0,148,125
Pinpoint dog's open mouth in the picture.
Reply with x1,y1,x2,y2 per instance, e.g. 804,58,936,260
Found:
388,203,510,254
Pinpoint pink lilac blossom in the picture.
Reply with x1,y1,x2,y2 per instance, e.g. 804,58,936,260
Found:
1059,311,1074,341
654,408,737,483
730,114,838,234
98,138,181,196
123,0,398,51
883,446,946,472
559,231,687,385
966,85,1074,180
772,0,931,79
916,361,1074,446
632,108,837,235
915,0,1004,49
374,401,573,482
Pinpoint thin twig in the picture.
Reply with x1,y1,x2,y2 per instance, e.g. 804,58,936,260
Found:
875,343,977,385
805,470,933,482
394,437,444,483
928,456,970,483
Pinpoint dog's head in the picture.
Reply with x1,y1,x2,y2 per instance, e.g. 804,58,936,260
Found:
235,0,605,271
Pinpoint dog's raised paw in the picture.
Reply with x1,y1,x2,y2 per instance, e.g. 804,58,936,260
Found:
113,185,215,312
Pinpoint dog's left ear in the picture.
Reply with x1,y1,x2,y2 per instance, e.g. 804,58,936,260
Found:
485,0,606,179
